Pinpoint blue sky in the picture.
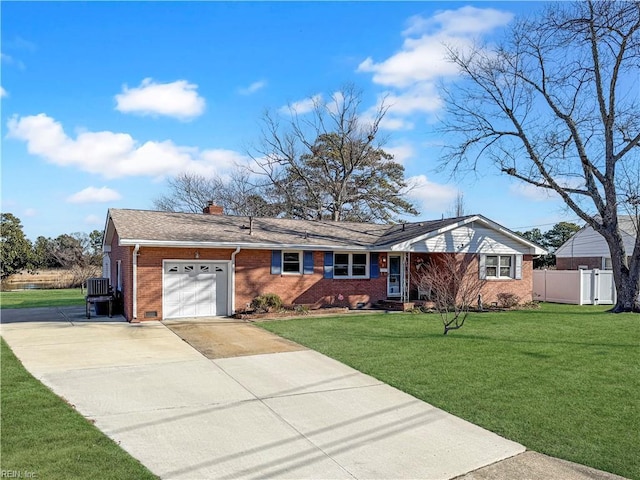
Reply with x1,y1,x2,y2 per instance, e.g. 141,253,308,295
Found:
1,1,579,241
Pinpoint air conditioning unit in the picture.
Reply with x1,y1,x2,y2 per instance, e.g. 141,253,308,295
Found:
86,277,110,297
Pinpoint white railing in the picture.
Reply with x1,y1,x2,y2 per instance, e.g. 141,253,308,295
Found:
533,269,616,305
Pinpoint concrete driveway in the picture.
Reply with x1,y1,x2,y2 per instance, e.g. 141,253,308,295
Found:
0,307,625,480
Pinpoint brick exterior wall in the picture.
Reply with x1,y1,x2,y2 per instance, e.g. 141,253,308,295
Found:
235,250,387,310
108,231,133,321
556,257,603,270
109,243,535,321
480,254,534,304
409,253,535,305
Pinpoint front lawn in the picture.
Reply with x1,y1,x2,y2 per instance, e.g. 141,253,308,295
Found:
0,339,157,479
0,288,84,309
260,303,639,479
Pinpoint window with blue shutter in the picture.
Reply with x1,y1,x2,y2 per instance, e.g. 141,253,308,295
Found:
303,251,314,275
271,250,282,275
370,252,380,278
323,252,334,279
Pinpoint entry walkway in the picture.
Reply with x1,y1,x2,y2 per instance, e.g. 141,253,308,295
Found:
0,307,626,479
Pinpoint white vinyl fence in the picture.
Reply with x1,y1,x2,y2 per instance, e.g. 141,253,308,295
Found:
533,269,616,305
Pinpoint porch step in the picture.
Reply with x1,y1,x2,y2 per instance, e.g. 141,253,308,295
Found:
376,300,415,312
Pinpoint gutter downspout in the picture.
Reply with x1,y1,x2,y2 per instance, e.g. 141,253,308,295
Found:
132,244,140,321
231,247,241,314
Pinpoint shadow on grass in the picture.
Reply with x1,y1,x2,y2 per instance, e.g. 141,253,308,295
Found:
306,328,638,350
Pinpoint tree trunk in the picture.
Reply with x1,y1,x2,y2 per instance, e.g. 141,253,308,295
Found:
610,261,640,313
602,226,640,313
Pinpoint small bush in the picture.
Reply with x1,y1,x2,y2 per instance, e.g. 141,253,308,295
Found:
250,293,283,313
520,300,541,310
497,292,520,308
293,304,310,314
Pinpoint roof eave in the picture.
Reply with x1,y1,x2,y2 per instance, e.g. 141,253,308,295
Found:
117,239,374,251
384,214,548,255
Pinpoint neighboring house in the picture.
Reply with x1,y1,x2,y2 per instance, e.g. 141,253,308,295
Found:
555,216,638,270
102,207,546,322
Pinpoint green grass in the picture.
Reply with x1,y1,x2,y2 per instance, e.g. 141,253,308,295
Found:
0,338,157,479
0,288,84,309
260,303,640,479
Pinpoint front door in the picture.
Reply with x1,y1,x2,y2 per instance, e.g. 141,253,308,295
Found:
387,255,402,297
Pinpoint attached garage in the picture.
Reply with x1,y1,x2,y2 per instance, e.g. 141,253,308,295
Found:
163,261,230,319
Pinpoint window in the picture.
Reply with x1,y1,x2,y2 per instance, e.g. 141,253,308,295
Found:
483,255,519,279
352,253,367,276
486,255,511,278
333,253,369,278
500,255,512,277
282,251,302,274
602,257,612,270
334,253,350,276
273,250,314,275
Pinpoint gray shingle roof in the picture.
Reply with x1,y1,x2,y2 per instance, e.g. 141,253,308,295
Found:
107,208,475,250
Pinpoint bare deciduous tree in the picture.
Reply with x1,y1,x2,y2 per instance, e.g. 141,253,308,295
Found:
440,1,640,312
49,233,101,288
447,191,467,218
153,169,278,217
413,254,486,335
250,84,418,222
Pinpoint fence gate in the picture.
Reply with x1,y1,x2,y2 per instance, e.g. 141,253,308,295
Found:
533,269,616,305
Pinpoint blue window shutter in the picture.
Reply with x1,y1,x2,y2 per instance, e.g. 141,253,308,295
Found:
271,250,282,275
323,252,334,279
370,253,380,278
303,251,314,275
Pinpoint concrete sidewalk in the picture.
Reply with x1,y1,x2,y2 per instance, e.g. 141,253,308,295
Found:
0,307,627,480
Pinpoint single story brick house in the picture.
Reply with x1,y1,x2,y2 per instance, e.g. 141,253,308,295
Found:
555,216,637,270
102,207,546,322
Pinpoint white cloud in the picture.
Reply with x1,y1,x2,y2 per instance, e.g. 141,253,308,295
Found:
5,37,37,53
379,116,414,131
405,174,458,215
67,186,122,204
1,52,25,70
360,6,513,88
385,144,415,165
279,94,322,115
358,35,465,88
508,177,583,202
200,149,249,171
415,6,514,36
24,208,37,217
0,86,7,98
238,80,266,95
385,84,443,115
358,6,513,131
115,78,205,120
509,183,557,202
84,214,103,225
7,113,250,179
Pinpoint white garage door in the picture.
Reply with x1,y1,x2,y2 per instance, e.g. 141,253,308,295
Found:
163,262,228,319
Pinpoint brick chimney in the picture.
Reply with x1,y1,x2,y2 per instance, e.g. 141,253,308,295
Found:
203,201,224,215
